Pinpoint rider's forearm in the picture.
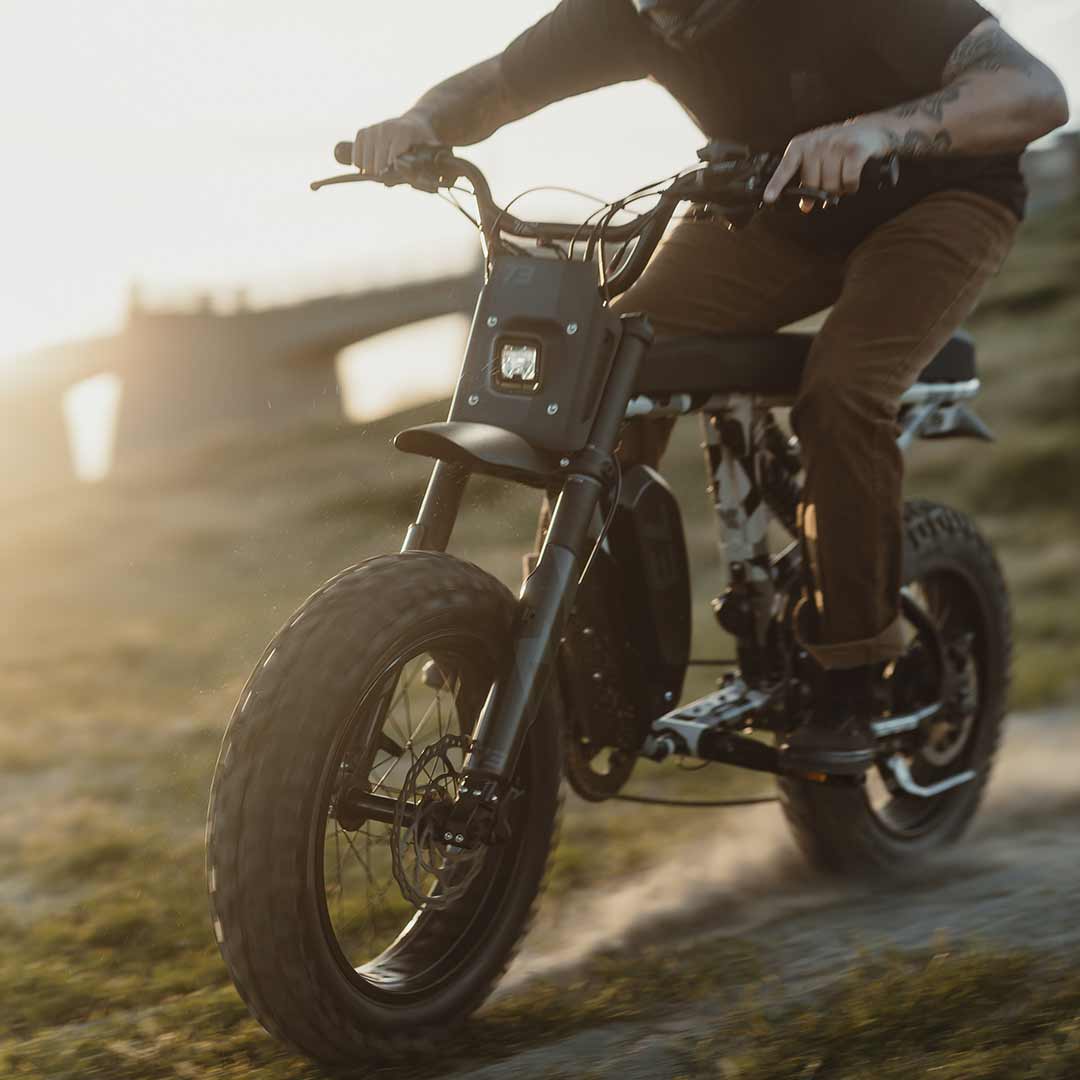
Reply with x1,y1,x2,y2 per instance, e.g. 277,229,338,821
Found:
409,57,528,147
859,21,1070,158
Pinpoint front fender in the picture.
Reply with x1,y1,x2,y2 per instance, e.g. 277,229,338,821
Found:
395,421,559,487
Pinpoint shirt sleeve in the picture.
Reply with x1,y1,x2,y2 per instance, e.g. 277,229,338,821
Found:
850,0,994,89
499,0,654,115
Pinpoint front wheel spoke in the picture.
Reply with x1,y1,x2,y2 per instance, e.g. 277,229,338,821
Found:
404,688,452,753
381,660,420,745
342,830,396,923
370,760,400,795
396,667,415,745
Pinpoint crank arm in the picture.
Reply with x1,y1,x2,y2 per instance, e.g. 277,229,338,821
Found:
645,676,772,758
643,724,778,774
644,726,857,787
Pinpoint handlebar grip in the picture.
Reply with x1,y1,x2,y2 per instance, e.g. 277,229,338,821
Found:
334,141,354,167
870,153,901,189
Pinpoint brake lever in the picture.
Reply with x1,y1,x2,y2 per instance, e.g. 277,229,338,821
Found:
310,173,373,191
311,146,454,193
310,169,420,192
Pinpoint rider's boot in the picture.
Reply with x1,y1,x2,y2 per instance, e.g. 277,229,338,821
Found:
780,662,882,777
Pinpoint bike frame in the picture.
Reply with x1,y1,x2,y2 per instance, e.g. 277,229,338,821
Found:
397,309,986,805
314,146,986,831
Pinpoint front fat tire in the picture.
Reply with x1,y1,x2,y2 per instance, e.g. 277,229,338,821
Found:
205,552,562,1064
779,499,1012,875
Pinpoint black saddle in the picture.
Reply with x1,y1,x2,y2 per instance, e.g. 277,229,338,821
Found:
633,330,976,399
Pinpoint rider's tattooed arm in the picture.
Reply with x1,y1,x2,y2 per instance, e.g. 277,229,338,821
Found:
765,19,1069,202
872,20,1069,159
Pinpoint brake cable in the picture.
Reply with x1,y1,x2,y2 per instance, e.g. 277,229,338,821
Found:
484,184,610,272
577,456,623,586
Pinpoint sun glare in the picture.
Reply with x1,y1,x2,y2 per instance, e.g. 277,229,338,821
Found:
62,374,122,483
336,314,470,423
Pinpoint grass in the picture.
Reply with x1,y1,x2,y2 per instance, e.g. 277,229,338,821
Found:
0,196,1078,1076
0,932,763,1080
707,947,1080,1080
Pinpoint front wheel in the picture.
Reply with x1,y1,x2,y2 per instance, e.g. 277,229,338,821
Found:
206,552,562,1064
779,499,1011,874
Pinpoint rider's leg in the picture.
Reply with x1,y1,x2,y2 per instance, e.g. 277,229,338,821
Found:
529,213,844,558
782,190,1017,774
609,212,845,467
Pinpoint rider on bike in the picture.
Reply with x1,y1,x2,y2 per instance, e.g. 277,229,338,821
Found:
352,0,1068,775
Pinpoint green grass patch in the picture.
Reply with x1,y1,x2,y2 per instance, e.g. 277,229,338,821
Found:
708,947,1080,1080
0,937,761,1080
967,425,1080,515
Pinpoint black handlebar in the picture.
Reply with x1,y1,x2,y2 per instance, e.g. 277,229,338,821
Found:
317,141,901,299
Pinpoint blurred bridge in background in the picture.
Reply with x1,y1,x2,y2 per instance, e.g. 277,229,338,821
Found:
1,265,482,496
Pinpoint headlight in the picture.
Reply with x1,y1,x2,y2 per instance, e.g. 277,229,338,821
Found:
494,341,541,393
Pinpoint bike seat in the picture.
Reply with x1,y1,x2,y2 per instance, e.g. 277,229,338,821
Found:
634,331,976,399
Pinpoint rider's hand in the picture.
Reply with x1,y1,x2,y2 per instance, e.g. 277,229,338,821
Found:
353,112,440,179
763,121,894,212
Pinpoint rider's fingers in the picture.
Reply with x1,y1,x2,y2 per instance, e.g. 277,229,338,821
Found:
373,126,399,179
386,131,415,171
800,153,823,195
359,125,380,177
764,145,802,203
353,129,367,171
841,152,864,194
820,149,843,197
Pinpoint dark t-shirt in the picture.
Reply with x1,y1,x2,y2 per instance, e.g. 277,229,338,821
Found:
500,0,1026,249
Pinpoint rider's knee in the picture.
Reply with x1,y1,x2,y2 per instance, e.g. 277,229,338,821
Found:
790,371,889,449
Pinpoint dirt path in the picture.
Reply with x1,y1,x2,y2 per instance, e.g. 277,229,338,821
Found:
449,703,1080,1079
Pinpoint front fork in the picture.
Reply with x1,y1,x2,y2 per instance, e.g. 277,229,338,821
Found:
402,315,654,842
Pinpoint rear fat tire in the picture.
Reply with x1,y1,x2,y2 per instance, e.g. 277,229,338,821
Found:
205,552,563,1063
779,499,1011,874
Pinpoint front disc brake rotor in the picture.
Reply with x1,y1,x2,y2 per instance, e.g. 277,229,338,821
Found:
390,733,486,911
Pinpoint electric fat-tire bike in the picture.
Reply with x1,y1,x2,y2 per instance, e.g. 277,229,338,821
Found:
206,139,1010,1063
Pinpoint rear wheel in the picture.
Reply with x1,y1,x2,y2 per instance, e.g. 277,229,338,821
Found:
206,552,562,1064
779,499,1011,873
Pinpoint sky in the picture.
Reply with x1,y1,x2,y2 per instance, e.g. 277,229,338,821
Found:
1,0,1077,365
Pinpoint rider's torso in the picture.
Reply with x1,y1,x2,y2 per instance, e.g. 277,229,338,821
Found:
502,0,1026,248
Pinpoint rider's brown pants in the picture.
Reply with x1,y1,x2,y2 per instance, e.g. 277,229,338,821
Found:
612,190,1018,670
